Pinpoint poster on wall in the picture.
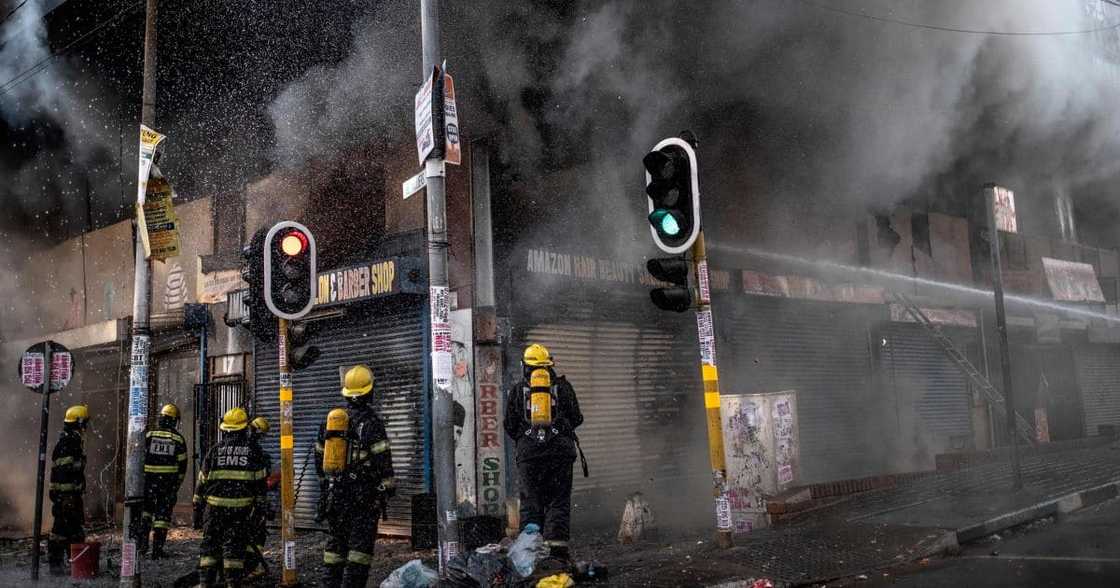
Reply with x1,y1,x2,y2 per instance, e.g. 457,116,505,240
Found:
450,309,477,511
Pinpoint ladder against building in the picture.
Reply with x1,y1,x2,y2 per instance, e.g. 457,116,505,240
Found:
888,290,1038,448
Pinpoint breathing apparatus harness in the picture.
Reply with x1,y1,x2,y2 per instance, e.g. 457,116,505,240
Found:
521,367,589,478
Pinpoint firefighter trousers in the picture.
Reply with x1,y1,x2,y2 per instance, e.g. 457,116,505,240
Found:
321,502,380,588
138,475,178,555
48,494,85,572
518,456,574,552
198,506,251,587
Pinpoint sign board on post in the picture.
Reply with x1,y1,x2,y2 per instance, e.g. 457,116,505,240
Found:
402,170,427,200
415,68,437,165
20,341,72,393
992,186,1017,234
142,170,181,261
443,72,461,166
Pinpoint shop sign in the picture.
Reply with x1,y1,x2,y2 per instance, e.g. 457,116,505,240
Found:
315,257,424,307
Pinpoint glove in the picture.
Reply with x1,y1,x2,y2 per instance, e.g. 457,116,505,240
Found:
192,503,205,530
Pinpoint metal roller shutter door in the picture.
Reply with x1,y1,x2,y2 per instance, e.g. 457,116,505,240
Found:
514,305,703,510
1076,344,1120,437
882,323,973,458
723,296,881,483
254,302,426,534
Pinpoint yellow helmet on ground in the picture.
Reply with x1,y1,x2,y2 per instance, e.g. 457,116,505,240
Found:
523,343,554,367
64,405,89,424
220,407,249,431
341,365,374,398
250,416,270,434
160,403,180,419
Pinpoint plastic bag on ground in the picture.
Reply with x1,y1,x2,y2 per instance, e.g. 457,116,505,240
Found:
445,550,513,587
509,523,549,577
537,574,575,588
380,558,439,588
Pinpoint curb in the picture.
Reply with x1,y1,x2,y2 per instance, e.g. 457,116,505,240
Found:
955,479,1120,544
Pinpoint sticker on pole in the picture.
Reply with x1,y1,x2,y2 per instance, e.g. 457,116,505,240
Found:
19,341,73,393
415,68,437,164
696,310,715,366
121,541,137,577
430,286,453,390
284,540,296,570
697,260,711,305
128,335,151,417
715,494,732,530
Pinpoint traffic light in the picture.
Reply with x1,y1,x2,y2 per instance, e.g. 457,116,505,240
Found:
241,227,276,342
264,221,317,320
647,257,692,312
643,136,701,254
287,320,321,371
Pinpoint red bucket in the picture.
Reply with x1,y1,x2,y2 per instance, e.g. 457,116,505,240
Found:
70,541,100,579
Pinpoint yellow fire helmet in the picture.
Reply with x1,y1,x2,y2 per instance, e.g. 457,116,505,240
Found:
219,407,249,432
341,364,375,398
64,405,89,424
160,403,180,419
529,368,551,389
523,343,554,367
250,416,270,435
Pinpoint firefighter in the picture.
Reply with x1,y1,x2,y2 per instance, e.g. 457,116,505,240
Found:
314,364,395,588
244,416,272,577
503,344,584,562
138,403,188,558
47,404,90,575
193,407,269,588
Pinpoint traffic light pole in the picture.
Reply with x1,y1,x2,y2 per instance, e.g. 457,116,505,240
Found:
420,0,460,572
690,232,733,548
278,318,298,586
121,1,158,585
30,342,53,581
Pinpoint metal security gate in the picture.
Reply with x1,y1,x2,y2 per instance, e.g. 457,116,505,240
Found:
1076,344,1120,437
722,296,883,483
254,300,425,534
198,378,246,464
512,298,704,515
880,323,973,467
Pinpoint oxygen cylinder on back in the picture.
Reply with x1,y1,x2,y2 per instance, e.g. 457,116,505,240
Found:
528,368,554,427
322,408,350,474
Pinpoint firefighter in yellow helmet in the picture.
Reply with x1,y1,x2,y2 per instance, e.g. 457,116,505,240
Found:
504,344,584,563
193,407,268,587
314,364,395,588
244,416,273,578
47,405,90,575
137,403,188,558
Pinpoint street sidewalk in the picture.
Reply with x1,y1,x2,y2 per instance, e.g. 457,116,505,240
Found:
584,442,1120,587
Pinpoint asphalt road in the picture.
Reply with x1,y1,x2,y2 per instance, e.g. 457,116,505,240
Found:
854,498,1120,587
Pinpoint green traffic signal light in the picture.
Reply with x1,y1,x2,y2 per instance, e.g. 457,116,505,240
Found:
649,209,683,237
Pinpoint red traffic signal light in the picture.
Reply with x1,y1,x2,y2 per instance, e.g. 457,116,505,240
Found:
280,230,309,256
264,221,317,320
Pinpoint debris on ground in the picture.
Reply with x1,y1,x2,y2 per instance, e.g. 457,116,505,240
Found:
379,558,439,588
509,523,548,577
536,573,574,588
617,492,656,544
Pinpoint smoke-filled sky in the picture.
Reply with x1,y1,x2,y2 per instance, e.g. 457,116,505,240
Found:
1,0,1119,249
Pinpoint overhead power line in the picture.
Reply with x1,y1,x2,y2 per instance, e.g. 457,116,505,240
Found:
797,0,1120,36
0,0,30,30
0,0,144,98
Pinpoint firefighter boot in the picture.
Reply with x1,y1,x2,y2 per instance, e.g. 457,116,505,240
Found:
319,562,344,588
341,563,371,588
151,528,168,559
46,539,67,576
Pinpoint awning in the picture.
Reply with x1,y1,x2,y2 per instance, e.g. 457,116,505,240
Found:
1042,257,1105,303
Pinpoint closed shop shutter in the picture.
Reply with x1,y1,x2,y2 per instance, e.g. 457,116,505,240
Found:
881,323,973,466
722,296,883,483
1076,344,1120,437
512,300,704,512
254,300,426,534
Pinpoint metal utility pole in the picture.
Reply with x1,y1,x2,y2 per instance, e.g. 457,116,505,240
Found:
690,233,733,548
983,183,1023,490
277,318,297,586
30,342,54,581
120,1,158,585
420,0,459,571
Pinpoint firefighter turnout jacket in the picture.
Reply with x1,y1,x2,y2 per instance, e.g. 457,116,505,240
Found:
49,426,86,497
144,426,188,484
314,401,396,504
193,429,269,510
